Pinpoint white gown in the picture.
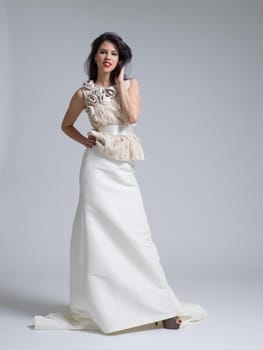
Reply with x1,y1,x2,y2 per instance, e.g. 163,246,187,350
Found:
32,79,207,334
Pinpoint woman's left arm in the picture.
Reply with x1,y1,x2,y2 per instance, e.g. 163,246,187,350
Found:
115,70,141,124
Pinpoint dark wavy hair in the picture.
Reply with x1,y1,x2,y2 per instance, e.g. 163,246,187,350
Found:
83,32,133,85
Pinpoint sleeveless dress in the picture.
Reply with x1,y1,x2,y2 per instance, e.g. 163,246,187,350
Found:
32,78,208,334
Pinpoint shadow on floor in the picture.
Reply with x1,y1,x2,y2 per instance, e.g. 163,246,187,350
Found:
0,286,165,335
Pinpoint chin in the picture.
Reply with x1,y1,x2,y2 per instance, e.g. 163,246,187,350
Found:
105,66,115,70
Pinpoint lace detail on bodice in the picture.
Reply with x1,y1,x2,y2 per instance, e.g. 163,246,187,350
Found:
81,78,145,161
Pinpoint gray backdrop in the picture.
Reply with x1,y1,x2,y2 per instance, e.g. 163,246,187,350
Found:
1,0,262,349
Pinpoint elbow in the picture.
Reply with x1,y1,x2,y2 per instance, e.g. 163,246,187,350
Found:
127,114,140,124
61,122,66,132
61,122,69,133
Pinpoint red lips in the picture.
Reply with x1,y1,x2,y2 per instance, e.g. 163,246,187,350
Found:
103,61,112,66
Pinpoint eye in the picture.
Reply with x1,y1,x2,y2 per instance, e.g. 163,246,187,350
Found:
99,50,118,55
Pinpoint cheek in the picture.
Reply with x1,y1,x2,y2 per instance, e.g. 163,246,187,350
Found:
113,58,119,66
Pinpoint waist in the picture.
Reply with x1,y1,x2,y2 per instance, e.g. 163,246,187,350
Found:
98,123,135,135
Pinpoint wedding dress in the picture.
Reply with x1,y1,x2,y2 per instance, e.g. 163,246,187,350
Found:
32,78,207,334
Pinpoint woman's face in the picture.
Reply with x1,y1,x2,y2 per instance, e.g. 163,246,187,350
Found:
95,40,119,73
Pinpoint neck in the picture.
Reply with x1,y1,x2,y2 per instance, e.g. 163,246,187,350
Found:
95,72,112,87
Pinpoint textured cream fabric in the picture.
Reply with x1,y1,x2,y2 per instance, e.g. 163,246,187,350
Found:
81,78,145,161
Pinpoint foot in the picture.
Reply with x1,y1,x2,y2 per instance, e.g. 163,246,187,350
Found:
162,316,183,329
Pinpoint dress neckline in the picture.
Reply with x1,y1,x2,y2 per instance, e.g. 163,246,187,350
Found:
92,79,116,89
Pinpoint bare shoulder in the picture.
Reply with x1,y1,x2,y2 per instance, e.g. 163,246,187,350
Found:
128,78,139,86
68,87,86,107
127,78,140,93
66,87,86,116
61,87,86,129
126,78,141,116
76,87,84,97
74,87,85,100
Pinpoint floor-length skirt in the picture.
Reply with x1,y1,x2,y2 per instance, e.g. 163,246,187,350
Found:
33,145,207,334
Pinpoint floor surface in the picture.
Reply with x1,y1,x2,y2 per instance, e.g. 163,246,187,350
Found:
1,270,262,350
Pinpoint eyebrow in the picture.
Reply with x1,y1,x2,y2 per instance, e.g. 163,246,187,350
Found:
99,48,118,52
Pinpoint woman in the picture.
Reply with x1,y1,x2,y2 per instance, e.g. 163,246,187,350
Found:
32,32,207,334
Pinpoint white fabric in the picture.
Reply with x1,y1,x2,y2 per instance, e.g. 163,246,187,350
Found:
98,123,136,134
32,142,207,334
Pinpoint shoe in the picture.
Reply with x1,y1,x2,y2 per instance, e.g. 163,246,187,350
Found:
155,316,182,329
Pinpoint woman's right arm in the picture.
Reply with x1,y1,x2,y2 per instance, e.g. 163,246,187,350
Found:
61,88,92,147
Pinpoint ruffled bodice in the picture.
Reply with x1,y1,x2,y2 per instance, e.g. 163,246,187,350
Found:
81,78,145,161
